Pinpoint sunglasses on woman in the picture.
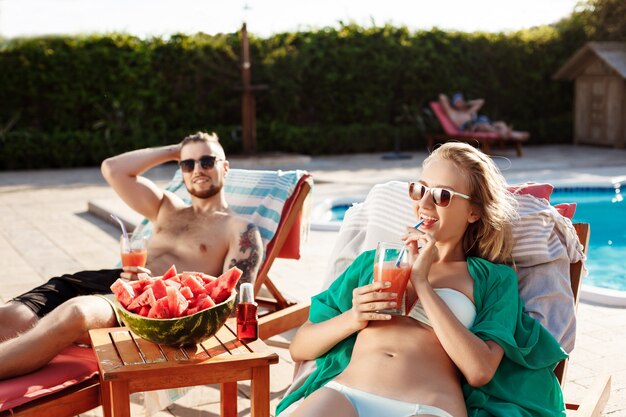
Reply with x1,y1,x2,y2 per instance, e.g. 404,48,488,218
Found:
179,155,222,173
408,182,471,207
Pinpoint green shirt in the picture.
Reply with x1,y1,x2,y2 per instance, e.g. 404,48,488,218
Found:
276,250,568,416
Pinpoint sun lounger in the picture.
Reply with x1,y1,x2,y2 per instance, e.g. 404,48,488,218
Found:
277,181,610,417
426,101,529,157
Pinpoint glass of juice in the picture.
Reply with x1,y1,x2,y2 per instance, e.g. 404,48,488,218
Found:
373,241,411,315
120,233,148,268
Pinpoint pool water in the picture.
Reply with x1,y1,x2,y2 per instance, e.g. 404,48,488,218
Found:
329,204,353,222
551,187,625,291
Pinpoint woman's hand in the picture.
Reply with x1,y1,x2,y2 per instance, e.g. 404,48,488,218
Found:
120,266,152,281
348,281,396,331
402,227,438,286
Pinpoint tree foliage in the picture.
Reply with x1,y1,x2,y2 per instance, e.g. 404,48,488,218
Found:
0,11,608,169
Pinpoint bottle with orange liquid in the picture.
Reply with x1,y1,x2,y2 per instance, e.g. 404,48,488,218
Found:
236,283,258,342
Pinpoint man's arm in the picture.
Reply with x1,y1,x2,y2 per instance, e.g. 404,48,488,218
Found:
224,222,263,285
438,93,453,114
101,144,181,222
466,98,485,113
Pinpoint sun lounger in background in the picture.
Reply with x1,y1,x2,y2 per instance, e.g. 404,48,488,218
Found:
0,168,313,417
426,101,529,157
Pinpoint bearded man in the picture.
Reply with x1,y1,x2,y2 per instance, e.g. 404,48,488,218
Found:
0,132,262,379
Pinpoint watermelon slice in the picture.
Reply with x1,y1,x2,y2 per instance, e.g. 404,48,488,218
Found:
203,279,219,295
198,294,216,310
164,279,182,290
180,273,206,296
148,297,171,319
162,264,178,280
127,287,157,311
218,267,243,291
166,286,189,318
198,273,217,284
110,279,135,308
180,286,194,300
210,267,243,303
149,279,168,300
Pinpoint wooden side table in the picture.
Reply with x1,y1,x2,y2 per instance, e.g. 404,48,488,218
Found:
89,319,279,417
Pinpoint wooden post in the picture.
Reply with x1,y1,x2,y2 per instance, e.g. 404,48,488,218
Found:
241,23,257,154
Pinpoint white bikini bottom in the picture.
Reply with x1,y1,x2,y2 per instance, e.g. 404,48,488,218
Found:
323,380,453,417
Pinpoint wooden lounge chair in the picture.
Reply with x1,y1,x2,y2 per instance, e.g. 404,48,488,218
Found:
559,223,611,417
275,182,610,417
426,101,528,157
0,168,313,417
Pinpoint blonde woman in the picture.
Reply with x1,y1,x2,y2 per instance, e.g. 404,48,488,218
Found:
278,143,566,417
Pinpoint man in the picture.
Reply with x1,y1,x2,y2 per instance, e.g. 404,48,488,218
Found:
439,93,529,140
0,132,263,379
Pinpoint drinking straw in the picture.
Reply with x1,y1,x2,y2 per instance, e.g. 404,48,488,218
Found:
110,213,130,247
395,219,425,267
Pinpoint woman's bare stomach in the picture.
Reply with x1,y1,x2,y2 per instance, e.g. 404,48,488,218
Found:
335,316,467,417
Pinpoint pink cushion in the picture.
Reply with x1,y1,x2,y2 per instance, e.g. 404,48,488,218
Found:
508,183,576,219
0,345,98,412
554,203,577,219
508,182,554,201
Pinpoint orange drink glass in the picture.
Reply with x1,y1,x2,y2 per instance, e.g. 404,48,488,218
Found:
120,233,148,268
373,242,411,315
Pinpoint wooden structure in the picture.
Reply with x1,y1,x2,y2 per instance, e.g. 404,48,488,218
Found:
557,224,611,416
89,320,278,417
239,23,268,154
554,42,626,148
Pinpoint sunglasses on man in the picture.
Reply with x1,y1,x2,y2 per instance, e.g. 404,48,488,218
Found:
179,155,222,173
408,182,471,208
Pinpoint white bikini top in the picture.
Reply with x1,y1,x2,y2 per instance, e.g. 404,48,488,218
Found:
406,288,476,329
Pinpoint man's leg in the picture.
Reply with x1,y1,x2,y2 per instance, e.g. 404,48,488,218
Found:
0,301,39,341
0,295,117,380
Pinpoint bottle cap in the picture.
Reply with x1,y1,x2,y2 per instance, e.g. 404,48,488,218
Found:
239,283,254,303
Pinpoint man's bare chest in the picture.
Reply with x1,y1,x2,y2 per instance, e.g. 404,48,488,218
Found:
149,210,231,260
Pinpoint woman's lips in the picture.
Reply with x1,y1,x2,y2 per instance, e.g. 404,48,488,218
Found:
419,216,439,229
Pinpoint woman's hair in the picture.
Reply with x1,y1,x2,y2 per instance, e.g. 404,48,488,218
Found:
424,143,518,264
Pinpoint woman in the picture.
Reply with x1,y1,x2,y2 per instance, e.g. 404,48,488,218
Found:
278,143,567,417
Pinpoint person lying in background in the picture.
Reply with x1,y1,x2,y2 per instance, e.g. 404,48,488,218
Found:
439,92,529,141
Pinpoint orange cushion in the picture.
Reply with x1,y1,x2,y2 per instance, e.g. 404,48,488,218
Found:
0,345,98,412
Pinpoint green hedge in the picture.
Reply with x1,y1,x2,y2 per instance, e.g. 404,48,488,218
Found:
0,24,588,169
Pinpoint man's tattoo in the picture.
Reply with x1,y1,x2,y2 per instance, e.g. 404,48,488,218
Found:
229,224,260,285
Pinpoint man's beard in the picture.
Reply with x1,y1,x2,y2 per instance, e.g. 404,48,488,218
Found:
186,180,222,199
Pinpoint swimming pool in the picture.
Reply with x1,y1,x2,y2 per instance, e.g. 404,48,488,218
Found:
551,187,625,294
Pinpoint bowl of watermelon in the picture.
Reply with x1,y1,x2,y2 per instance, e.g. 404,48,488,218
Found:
110,265,243,346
